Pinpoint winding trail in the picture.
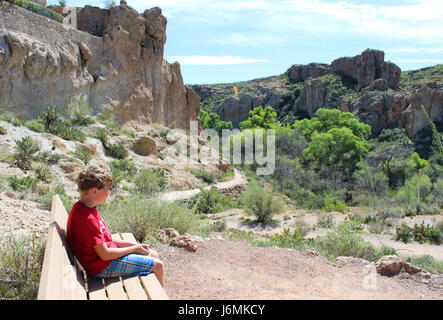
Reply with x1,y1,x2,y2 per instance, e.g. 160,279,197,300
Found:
157,168,248,202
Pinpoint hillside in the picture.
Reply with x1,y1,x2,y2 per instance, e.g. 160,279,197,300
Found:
191,52,442,147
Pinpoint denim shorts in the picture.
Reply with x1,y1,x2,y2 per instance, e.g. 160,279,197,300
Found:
94,254,155,279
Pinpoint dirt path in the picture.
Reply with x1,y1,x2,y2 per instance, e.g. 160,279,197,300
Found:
157,168,247,202
156,239,443,300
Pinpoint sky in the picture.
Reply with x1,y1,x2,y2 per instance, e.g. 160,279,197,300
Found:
46,0,443,85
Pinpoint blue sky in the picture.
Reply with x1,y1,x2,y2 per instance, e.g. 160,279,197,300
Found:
47,0,443,84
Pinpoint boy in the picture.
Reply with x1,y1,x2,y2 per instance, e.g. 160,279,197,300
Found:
67,165,165,287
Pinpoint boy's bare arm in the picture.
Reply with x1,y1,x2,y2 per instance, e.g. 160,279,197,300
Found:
94,242,150,261
112,236,151,249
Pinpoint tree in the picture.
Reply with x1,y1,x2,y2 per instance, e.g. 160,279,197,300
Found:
294,108,371,177
200,109,233,135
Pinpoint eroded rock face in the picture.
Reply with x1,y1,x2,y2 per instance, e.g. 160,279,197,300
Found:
331,49,401,90
0,4,200,130
286,63,330,83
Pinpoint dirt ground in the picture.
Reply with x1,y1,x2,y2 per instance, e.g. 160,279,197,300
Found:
155,239,443,300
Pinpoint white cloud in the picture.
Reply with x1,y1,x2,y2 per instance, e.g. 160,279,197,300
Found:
393,59,443,63
166,56,268,65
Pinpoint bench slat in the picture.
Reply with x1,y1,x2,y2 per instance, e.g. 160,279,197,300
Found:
122,276,149,300
38,196,68,300
140,274,169,300
87,277,108,300
120,232,137,243
103,277,128,300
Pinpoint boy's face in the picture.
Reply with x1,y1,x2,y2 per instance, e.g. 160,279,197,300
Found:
91,184,112,204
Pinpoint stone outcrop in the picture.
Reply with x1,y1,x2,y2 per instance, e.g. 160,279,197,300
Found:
286,63,330,83
216,93,264,127
375,255,431,278
331,49,401,90
400,81,443,137
158,228,198,252
0,3,200,130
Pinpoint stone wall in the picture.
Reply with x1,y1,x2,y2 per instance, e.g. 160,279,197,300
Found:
0,2,103,56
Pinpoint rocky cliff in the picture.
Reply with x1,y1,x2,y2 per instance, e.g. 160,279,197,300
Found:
191,49,442,143
0,3,200,130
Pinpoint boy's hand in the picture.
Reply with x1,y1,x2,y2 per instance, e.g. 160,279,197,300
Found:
133,244,150,255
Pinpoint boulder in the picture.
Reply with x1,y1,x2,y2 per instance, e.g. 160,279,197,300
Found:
375,255,431,278
158,228,197,252
131,137,157,156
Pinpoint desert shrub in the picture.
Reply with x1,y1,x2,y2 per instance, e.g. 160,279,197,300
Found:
7,175,38,191
0,126,6,135
317,215,335,229
396,174,433,205
34,164,52,183
191,170,216,184
100,195,199,243
95,128,128,159
24,119,45,133
65,99,95,126
14,136,41,169
0,234,45,300
210,220,227,232
313,228,396,262
407,255,443,275
188,187,237,214
241,181,285,223
321,196,349,213
412,222,441,245
40,106,86,142
72,146,92,165
265,228,307,250
39,185,74,211
109,158,137,185
134,168,167,195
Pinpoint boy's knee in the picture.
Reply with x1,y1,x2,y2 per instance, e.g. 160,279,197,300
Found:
149,249,160,259
153,258,164,272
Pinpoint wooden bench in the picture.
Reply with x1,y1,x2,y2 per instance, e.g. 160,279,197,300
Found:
37,194,168,300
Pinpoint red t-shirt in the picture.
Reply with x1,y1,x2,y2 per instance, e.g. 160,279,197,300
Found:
66,201,118,276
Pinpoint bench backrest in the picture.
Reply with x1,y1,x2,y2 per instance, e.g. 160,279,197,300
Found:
37,195,87,300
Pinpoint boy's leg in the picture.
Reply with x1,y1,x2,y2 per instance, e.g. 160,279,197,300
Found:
152,258,165,287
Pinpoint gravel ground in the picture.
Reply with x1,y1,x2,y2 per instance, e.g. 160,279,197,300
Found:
155,239,443,300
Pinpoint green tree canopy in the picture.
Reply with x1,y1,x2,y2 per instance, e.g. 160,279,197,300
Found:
294,108,371,174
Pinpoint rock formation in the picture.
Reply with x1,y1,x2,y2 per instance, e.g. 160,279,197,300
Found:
331,49,401,90
286,63,330,83
0,3,200,130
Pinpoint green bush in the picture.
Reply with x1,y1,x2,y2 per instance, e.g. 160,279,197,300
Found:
314,228,396,262
7,175,38,191
0,234,45,300
6,0,63,23
189,187,237,214
317,215,335,228
241,182,284,223
14,136,41,168
109,158,137,185
134,168,167,195
24,119,45,133
321,196,349,213
0,125,7,135
407,255,443,275
395,223,413,243
191,170,216,184
40,106,86,142
100,195,200,243
95,128,128,159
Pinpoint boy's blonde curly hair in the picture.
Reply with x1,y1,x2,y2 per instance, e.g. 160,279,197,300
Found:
76,165,114,195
